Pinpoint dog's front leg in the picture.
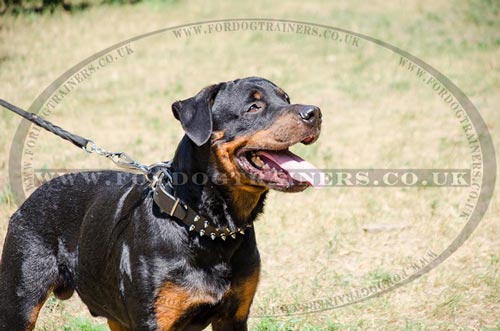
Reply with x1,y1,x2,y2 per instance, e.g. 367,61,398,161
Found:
212,267,259,331
212,318,249,331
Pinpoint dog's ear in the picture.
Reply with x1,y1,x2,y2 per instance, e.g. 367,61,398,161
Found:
172,84,223,146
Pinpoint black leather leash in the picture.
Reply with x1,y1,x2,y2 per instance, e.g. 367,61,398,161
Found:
0,99,90,149
0,99,148,173
0,99,247,240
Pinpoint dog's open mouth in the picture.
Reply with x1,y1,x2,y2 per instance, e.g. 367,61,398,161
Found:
236,146,323,192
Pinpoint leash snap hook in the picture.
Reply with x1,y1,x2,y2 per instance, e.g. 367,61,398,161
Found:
110,152,133,166
109,152,150,175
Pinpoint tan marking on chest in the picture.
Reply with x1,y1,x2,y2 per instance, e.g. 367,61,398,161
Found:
155,282,220,330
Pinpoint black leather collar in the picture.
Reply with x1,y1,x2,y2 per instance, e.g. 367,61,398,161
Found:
151,165,251,240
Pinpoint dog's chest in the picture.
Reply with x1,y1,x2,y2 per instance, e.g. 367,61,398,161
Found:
154,279,232,330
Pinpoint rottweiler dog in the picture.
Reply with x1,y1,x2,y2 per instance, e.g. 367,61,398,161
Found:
0,77,322,331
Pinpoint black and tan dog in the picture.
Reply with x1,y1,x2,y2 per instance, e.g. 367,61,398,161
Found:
0,77,322,331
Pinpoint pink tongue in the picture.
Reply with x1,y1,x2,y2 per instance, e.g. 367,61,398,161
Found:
257,150,325,187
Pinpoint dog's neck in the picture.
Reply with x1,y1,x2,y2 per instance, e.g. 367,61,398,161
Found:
170,136,267,228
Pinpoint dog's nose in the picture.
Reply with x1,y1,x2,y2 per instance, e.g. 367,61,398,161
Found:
299,105,322,126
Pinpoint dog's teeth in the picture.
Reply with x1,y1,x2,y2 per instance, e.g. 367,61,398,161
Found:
262,163,270,170
251,155,265,168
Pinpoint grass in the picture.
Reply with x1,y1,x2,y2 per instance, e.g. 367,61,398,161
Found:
253,318,358,331
0,0,499,330
0,185,14,206
61,317,108,331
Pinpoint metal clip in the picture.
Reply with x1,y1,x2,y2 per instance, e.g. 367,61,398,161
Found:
108,152,149,175
83,140,97,153
83,140,152,177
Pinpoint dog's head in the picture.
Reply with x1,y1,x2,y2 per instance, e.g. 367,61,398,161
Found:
172,77,322,194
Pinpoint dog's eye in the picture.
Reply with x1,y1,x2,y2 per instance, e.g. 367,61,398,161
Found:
247,104,262,113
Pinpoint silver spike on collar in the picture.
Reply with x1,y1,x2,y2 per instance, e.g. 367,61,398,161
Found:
187,215,253,240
